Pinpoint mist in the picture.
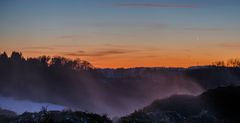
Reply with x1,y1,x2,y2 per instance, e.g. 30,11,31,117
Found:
2,52,240,117
0,96,65,114
0,68,204,117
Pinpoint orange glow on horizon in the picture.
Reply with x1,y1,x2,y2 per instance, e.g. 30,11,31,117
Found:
2,50,222,68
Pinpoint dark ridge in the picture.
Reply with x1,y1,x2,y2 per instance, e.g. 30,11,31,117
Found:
200,86,240,122
118,86,240,123
0,108,17,117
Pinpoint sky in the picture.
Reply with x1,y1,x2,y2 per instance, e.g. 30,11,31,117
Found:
0,0,240,68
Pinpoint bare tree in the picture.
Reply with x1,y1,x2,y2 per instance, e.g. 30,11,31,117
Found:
227,58,240,67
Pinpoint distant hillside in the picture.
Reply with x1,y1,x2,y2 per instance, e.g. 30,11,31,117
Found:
185,67,240,89
118,86,240,123
0,108,17,122
0,108,16,117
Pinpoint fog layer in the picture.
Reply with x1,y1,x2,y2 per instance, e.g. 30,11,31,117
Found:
2,52,240,117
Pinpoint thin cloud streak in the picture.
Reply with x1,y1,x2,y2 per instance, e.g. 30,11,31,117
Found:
57,35,79,39
115,3,197,8
21,47,55,51
182,27,224,31
219,43,240,48
64,49,138,57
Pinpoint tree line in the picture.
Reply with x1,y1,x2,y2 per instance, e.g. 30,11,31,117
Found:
0,51,98,106
0,51,94,71
212,59,240,67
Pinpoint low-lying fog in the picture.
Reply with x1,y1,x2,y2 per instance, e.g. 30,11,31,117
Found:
0,69,204,117
0,96,65,114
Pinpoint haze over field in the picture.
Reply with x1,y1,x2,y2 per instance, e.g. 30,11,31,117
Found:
0,96,65,114
1,52,240,118
0,52,205,117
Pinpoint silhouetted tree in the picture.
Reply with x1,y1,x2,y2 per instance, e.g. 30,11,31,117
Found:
0,52,8,63
212,61,225,67
77,59,93,70
10,51,25,63
227,58,240,67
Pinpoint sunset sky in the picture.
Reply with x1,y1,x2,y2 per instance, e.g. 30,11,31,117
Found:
1,0,240,68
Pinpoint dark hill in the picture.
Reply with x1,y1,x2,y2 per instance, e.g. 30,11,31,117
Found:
0,108,16,117
200,86,240,122
118,86,240,123
143,95,203,117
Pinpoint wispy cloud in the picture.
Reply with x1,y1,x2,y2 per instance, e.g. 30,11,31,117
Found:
219,43,240,48
51,44,81,48
64,49,138,57
182,27,224,31
115,3,197,8
56,35,83,41
21,46,55,51
93,22,168,28
57,35,79,39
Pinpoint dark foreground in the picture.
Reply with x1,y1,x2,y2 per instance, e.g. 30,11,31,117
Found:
0,109,112,123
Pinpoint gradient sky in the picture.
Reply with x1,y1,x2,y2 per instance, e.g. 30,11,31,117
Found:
0,0,240,68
